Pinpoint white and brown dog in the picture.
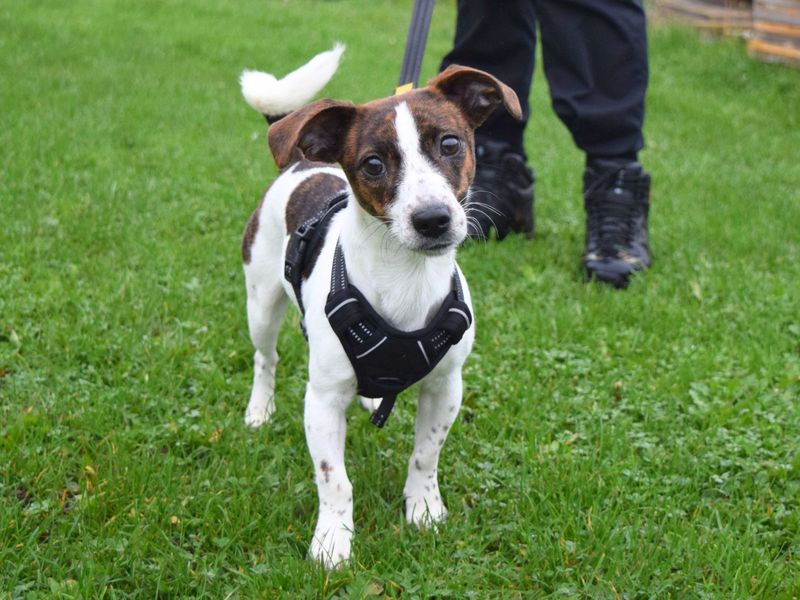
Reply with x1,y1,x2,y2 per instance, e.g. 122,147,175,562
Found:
239,46,520,568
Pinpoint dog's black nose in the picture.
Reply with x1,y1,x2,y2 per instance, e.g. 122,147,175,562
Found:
411,206,451,238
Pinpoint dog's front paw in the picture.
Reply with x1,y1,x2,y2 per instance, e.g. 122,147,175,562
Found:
404,492,448,528
309,519,352,570
244,397,275,428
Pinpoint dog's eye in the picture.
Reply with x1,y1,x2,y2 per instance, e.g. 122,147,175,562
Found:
361,156,385,177
440,135,461,157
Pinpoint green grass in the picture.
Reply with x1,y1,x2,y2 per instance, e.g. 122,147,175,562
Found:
2,0,799,597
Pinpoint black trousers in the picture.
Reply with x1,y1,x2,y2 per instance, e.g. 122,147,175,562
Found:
441,0,649,161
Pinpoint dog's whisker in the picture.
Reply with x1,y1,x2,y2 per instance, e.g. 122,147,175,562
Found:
468,185,504,203
465,216,488,241
468,207,498,230
465,199,503,216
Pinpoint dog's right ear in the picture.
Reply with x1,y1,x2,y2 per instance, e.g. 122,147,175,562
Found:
268,99,357,169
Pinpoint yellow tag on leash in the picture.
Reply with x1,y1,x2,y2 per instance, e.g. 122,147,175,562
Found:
395,82,413,95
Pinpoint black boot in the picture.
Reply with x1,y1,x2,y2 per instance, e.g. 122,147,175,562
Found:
466,140,535,241
583,159,651,288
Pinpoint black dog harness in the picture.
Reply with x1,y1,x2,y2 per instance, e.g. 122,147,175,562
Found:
284,194,472,428
325,243,472,427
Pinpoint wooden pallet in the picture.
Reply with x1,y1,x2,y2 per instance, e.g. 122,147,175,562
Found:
748,0,800,66
651,0,753,34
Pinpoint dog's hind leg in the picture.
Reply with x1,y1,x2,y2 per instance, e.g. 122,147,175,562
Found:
404,369,463,528
244,276,288,428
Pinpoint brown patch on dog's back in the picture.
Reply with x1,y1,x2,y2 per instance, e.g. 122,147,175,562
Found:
286,172,347,232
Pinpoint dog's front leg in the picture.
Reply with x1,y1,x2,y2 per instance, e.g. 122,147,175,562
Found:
304,383,354,569
404,369,462,528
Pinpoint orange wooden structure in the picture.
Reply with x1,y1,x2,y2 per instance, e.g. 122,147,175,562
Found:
748,0,800,67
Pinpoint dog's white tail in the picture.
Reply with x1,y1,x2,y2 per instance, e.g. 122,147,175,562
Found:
240,43,345,120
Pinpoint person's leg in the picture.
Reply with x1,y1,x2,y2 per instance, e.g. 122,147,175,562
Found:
441,0,536,155
440,0,537,240
536,0,647,159
537,0,651,287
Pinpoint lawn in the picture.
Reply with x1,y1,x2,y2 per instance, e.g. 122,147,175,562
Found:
1,0,799,597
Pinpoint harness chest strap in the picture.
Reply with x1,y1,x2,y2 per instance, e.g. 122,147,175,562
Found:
325,242,472,428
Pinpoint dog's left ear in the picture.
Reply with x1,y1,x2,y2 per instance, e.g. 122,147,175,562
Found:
428,65,522,129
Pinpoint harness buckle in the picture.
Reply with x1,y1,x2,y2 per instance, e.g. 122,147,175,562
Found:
294,221,315,239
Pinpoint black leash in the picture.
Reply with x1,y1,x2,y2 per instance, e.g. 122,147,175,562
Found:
396,0,435,94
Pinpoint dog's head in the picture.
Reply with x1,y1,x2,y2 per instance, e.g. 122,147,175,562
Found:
268,66,521,253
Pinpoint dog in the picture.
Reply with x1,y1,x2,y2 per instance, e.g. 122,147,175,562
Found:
238,45,521,568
